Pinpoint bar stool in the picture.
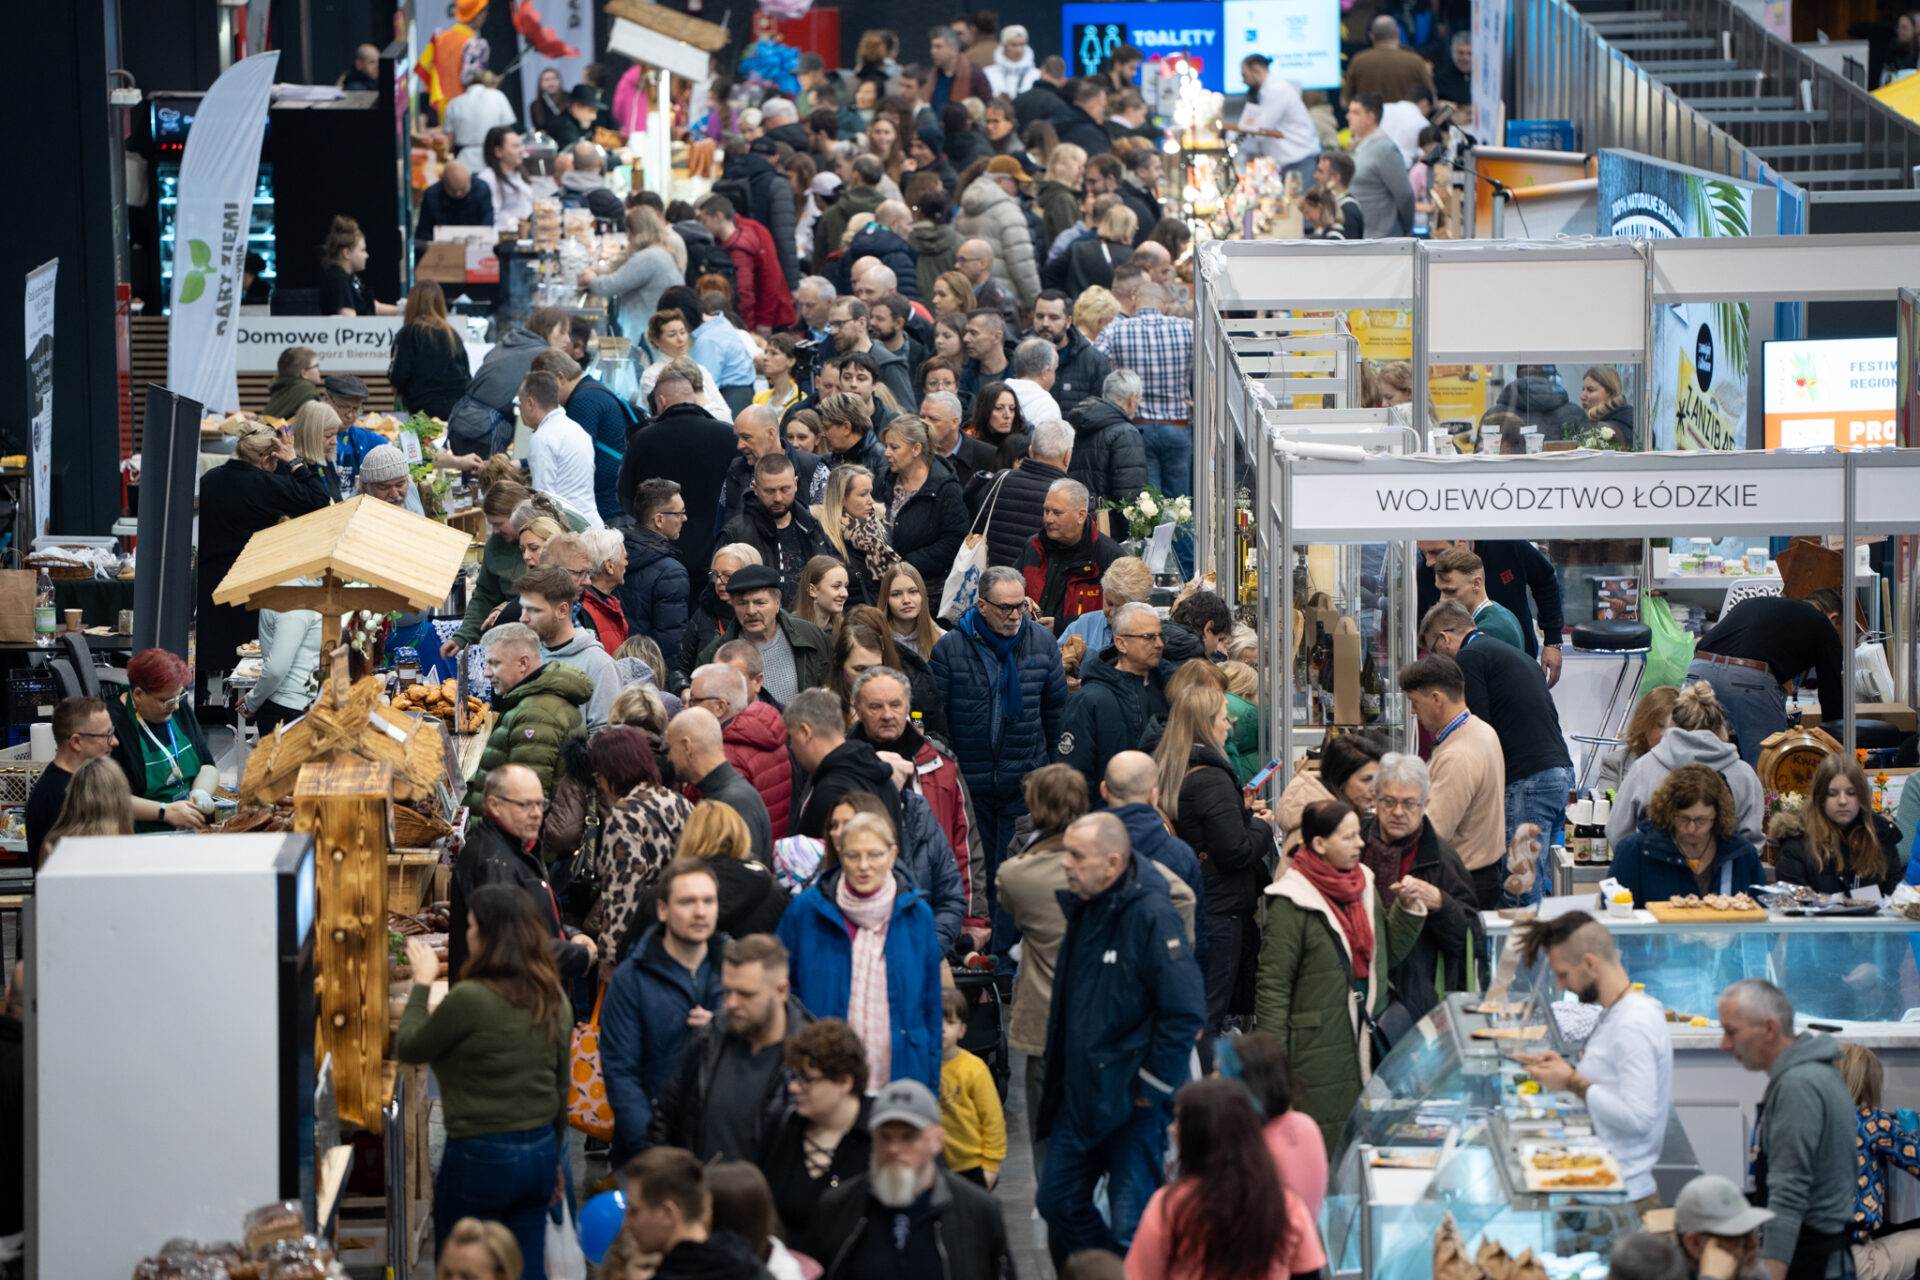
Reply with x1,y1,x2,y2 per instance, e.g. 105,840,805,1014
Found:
1570,620,1652,793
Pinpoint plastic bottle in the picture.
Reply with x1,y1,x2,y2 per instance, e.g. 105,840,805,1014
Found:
33,570,54,647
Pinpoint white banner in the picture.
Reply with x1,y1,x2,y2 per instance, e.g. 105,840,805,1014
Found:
234,317,404,372
167,51,279,414
24,259,56,542
1471,0,1505,143
517,0,596,127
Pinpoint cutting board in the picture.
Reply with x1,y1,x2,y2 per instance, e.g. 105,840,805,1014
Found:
1645,903,1769,922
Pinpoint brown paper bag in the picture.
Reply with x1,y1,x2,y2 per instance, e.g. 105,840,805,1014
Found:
1334,616,1362,725
1434,1213,1484,1280
0,570,39,643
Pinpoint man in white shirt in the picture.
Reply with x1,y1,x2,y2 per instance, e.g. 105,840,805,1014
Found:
519,370,603,527
1380,86,1435,168
1236,55,1321,190
1514,910,1673,1214
1005,336,1064,426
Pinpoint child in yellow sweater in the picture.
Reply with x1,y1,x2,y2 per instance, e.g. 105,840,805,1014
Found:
939,987,1006,1187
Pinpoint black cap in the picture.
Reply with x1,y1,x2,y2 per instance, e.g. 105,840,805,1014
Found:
323,373,369,400
1243,53,1273,66
725,564,783,597
571,84,604,110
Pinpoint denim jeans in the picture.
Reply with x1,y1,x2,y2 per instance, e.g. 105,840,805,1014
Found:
1140,422,1193,499
436,1126,560,1280
1687,660,1788,768
1504,765,1575,907
1036,1099,1170,1258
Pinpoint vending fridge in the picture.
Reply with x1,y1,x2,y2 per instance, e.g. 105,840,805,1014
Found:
150,92,276,314
27,832,316,1277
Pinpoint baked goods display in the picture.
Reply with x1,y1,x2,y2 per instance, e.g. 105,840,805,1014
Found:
1471,1025,1546,1040
1530,1152,1606,1170
136,1203,344,1276
1519,1145,1625,1192
391,678,486,725
1666,892,1759,912
1540,1169,1620,1188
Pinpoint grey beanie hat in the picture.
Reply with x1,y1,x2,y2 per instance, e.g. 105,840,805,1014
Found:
358,443,410,484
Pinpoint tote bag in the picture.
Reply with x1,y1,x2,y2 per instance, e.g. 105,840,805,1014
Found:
939,472,1010,619
566,982,615,1140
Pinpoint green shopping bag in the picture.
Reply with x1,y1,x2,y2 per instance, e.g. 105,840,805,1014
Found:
1637,595,1696,699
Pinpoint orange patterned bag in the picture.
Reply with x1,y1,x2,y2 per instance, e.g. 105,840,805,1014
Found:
567,982,614,1140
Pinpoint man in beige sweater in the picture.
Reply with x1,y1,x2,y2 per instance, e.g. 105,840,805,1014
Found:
1399,654,1508,909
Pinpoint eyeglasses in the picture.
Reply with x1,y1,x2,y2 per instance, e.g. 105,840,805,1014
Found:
145,690,186,708
792,1071,830,1088
1116,632,1164,644
710,570,734,583
978,597,1025,616
838,847,893,865
495,796,550,815
1376,796,1424,813
688,694,730,712
1675,812,1716,830
661,508,689,520
71,730,116,741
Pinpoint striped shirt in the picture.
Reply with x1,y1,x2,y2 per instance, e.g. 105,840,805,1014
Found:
1094,308,1195,423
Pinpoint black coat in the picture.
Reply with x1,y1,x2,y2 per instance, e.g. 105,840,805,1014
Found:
1051,328,1112,419
1773,812,1906,897
389,323,472,420
654,1234,774,1280
972,457,1066,569
648,995,815,1157
1118,181,1163,245
805,1170,1015,1280
414,178,495,249
618,524,691,665
620,402,735,582
829,224,920,300
674,583,735,688
1054,104,1114,156
1058,650,1177,787
877,456,970,585
448,814,593,981
1380,817,1486,1020
945,431,998,488
196,458,331,667
758,1097,873,1238
690,759,776,868
1066,237,1132,298
1173,743,1273,917
719,494,840,607
795,738,903,839
1014,79,1072,129
1065,396,1149,508
718,446,828,536
946,128,994,170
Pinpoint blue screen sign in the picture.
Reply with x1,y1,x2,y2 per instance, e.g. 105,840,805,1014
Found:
1062,2,1227,91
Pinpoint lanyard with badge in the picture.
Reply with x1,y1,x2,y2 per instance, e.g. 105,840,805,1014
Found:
127,690,190,799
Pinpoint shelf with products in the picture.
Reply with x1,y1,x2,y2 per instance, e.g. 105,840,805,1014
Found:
1327,992,1696,1280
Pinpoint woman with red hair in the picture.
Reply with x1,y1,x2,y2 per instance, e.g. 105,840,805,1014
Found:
107,649,218,832
589,726,693,964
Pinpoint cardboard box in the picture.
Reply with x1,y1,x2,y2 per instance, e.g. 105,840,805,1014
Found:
416,242,467,285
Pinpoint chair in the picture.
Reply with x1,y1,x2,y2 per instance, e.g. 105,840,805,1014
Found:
1569,620,1653,793
56,632,128,701
1722,578,1782,611
44,657,83,702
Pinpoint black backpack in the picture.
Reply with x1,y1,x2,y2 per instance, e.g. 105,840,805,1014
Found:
684,237,738,293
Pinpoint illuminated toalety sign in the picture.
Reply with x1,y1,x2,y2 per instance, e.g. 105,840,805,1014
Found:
1062,0,1340,93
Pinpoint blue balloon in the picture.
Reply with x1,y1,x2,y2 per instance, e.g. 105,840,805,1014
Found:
578,1188,628,1265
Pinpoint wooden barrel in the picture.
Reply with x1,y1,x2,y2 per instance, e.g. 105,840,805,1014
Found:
1756,724,1845,797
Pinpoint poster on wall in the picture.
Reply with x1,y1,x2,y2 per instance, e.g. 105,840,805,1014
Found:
1471,0,1506,141
1598,150,1766,451
1762,337,1898,449
24,259,56,543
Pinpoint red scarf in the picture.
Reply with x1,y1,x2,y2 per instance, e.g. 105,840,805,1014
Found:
1293,848,1376,978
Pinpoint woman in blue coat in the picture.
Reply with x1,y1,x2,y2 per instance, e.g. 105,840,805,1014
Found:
776,811,945,1093
1610,763,1765,907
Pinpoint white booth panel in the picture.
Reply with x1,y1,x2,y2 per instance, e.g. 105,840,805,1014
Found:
1653,233,1920,305
1427,255,1646,362
1202,240,1415,309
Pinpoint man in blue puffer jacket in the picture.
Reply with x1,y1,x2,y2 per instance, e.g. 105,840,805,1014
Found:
1036,811,1204,1261
1101,750,1208,974
1057,604,1179,788
599,860,727,1165
930,566,1070,938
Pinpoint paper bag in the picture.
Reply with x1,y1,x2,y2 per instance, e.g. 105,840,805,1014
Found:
1334,616,1361,725
0,570,38,643
1434,1213,1482,1280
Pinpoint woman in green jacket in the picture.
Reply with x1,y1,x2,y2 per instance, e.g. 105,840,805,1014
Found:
1256,800,1430,1152
397,883,573,1279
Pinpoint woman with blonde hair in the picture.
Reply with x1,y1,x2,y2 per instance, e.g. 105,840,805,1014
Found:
436,1217,522,1280
1154,683,1273,1044
1033,142,1086,244
41,757,135,866
287,400,345,500
1073,286,1122,344
1066,203,1137,297
390,279,471,419
1607,681,1765,846
878,563,938,656
930,270,976,320
1579,364,1636,448
645,804,789,936
817,464,898,607
582,204,682,338
864,112,908,183
793,555,851,633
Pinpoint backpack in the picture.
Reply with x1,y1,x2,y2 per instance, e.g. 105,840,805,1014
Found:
684,237,738,293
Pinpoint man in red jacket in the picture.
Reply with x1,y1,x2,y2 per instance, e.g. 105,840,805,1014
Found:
846,664,988,948
690,658,794,837
697,195,796,335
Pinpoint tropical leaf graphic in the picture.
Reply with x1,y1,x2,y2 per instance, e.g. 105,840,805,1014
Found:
188,239,212,269
179,273,205,304
1687,179,1751,378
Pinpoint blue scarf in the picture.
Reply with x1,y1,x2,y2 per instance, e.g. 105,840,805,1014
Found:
958,606,1024,725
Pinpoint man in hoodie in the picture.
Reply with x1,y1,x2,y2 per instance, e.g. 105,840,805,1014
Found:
1064,369,1150,509
1059,603,1176,787
786,686,907,839
1033,290,1111,418
812,155,886,273
1421,600,1574,905
699,194,796,336
518,565,621,730
449,306,571,457
648,934,814,1161
558,141,624,223
1717,978,1857,1280
1036,812,1204,1258
719,454,837,607
669,707,774,866
1018,478,1123,635
622,1140,774,1280
601,856,726,1164
1057,79,1116,157
691,661,795,834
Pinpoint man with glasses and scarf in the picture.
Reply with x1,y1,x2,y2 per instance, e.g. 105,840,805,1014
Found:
448,762,597,981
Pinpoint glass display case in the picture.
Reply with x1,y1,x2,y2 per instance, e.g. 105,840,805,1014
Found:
1325,992,1699,1280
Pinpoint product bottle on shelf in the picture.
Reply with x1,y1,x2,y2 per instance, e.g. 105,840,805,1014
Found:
33,570,54,648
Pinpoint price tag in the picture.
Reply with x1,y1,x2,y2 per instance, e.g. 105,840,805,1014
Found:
398,430,423,464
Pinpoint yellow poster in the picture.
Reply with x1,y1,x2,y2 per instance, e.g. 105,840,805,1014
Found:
1675,349,1739,451
1429,364,1489,426
1347,309,1411,361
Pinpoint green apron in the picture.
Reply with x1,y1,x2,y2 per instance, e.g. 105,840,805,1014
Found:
125,693,202,833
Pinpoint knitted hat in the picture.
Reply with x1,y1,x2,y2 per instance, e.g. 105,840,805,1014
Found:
358,444,411,485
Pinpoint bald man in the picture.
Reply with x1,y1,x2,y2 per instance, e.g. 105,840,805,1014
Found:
1102,751,1205,960
839,206,920,305
668,708,773,865
1132,240,1172,286
719,404,826,535
343,43,381,90
416,158,495,250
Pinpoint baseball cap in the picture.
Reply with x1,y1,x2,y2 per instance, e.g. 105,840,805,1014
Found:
986,155,1033,184
1673,1175,1774,1236
869,1079,940,1131
358,444,411,485
723,563,783,597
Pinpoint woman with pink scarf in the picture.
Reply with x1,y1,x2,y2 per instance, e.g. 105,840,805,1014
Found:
776,806,945,1091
